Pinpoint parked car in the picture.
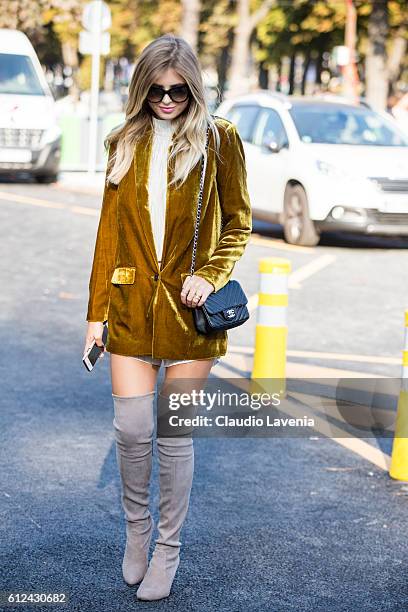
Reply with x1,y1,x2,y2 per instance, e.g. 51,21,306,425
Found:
0,29,61,182
215,91,408,245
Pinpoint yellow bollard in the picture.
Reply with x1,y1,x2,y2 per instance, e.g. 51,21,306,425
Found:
251,257,291,393
389,309,408,481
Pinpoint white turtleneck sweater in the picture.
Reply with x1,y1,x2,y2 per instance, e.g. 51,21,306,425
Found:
148,116,176,269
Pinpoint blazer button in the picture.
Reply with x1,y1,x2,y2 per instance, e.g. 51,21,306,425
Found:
154,273,159,281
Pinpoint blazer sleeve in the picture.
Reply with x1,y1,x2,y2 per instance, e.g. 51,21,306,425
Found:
86,143,118,322
193,123,252,293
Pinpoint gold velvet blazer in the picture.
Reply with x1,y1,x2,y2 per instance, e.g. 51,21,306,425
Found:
86,116,252,359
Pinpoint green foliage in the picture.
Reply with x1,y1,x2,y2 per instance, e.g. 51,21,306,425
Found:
256,0,346,65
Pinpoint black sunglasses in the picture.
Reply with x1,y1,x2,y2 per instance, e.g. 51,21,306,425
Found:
146,84,190,104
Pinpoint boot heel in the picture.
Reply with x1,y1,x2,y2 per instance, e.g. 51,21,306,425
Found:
136,544,180,600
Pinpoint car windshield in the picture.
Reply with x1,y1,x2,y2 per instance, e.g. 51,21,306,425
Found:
0,53,45,95
288,104,408,146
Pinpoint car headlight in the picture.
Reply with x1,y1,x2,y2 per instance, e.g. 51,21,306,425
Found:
41,125,62,146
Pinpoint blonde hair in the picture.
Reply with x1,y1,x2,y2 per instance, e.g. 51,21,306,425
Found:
104,33,221,188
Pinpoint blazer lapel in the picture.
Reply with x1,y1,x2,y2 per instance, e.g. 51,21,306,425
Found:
169,134,213,264
133,126,159,269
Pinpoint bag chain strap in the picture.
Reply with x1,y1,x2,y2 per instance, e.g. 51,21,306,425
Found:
190,123,211,277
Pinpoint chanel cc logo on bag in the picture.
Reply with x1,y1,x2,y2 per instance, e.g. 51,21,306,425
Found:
226,308,236,319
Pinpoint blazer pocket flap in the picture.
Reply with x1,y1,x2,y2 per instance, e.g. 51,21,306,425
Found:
111,267,136,284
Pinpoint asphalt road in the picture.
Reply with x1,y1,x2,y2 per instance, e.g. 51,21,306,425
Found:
1,179,408,612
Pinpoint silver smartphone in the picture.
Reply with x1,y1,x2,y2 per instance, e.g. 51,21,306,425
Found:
83,323,108,372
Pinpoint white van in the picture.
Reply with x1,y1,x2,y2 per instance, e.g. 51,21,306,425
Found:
0,29,61,182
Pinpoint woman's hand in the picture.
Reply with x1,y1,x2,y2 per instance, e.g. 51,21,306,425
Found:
180,275,214,308
83,322,106,359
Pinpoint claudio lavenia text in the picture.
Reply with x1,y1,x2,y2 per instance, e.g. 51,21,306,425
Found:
168,415,315,428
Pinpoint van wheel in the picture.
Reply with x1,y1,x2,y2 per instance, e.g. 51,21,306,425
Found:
283,184,320,246
35,174,58,184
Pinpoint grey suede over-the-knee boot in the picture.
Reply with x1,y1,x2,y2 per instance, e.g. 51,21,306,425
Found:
136,390,195,601
112,390,155,585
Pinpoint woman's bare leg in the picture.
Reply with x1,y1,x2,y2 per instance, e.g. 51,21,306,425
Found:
110,353,161,396
164,357,215,384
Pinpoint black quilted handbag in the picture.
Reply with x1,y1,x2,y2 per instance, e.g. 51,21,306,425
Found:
190,123,250,335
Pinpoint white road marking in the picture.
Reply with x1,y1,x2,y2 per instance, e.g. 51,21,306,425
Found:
0,190,97,215
213,361,393,472
228,344,401,366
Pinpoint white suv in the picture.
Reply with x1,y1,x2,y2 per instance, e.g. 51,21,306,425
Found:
0,29,61,182
215,92,408,245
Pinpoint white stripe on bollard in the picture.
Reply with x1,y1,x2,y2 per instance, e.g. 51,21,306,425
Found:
257,306,287,327
259,274,289,294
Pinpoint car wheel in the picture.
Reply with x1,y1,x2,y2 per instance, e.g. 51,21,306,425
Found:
35,173,58,184
283,183,320,246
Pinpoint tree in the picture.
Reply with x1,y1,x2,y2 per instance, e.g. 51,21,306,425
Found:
227,0,277,97
360,0,407,110
255,0,345,94
181,0,200,52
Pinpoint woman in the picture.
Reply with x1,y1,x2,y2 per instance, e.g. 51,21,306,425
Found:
83,33,252,601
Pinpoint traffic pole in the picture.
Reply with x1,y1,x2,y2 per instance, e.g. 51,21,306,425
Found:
251,257,291,394
87,0,102,175
389,309,408,481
